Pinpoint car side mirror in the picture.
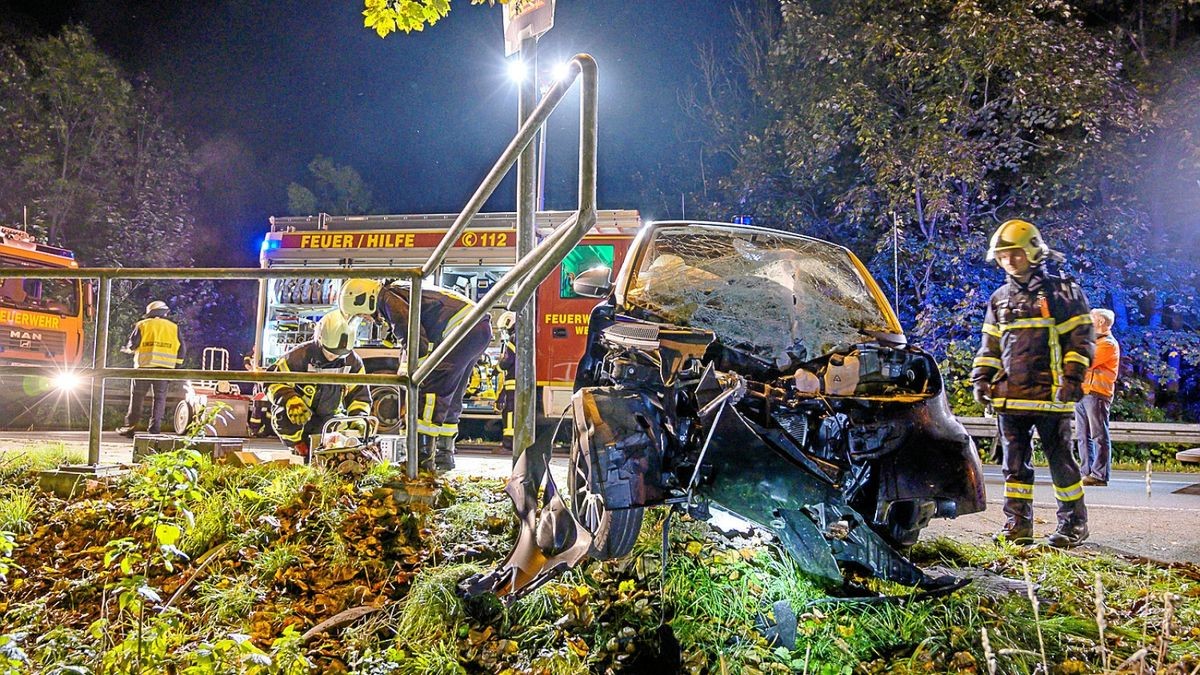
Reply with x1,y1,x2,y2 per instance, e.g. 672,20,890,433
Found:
572,266,612,298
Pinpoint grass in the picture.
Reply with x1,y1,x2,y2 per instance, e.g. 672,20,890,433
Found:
195,574,262,624
3,454,1198,674
0,442,85,484
251,543,301,582
0,487,37,534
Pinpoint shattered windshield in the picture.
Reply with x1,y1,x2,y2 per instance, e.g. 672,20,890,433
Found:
625,225,892,367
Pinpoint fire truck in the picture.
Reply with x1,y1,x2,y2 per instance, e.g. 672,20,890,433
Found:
0,226,87,371
254,210,642,432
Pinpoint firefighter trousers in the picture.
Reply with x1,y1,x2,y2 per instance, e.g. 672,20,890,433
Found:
498,391,514,452
999,413,1087,527
125,377,170,434
414,319,492,438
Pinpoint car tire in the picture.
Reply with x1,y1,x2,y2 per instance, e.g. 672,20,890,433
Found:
566,435,643,560
173,400,194,435
371,387,401,433
876,500,933,550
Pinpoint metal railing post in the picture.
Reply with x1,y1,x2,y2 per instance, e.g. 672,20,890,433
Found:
86,276,112,466
515,35,539,463
405,276,422,479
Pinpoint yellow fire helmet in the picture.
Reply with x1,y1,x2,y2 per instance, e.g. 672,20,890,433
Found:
986,219,1048,264
337,279,383,318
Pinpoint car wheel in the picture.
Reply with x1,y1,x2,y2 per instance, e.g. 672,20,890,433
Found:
372,387,401,433
877,500,934,550
173,401,194,435
566,435,643,560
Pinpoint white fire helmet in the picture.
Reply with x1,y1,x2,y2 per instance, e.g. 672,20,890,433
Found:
145,300,169,315
316,310,356,358
497,311,517,332
338,279,382,318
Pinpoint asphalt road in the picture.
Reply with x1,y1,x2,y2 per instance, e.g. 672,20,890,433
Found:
4,430,1198,563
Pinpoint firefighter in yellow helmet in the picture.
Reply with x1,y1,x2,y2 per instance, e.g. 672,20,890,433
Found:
118,300,185,437
339,278,492,473
970,219,1095,548
266,310,372,458
494,311,517,453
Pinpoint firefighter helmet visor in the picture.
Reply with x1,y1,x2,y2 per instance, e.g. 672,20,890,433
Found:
986,219,1048,264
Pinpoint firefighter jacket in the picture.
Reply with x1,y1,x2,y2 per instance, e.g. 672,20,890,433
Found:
971,267,1095,414
376,284,475,358
495,339,516,410
265,341,372,418
465,358,498,400
126,316,185,369
1083,332,1120,400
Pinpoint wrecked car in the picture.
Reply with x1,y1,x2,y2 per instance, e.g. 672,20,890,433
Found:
465,221,985,601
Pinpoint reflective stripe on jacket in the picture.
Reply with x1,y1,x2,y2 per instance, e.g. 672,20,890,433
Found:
1083,332,1120,399
133,317,182,369
970,268,1095,414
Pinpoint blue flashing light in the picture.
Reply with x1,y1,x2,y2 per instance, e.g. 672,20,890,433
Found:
260,237,281,253
732,215,754,226
34,243,74,258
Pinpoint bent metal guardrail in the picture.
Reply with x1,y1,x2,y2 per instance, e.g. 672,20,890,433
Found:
0,53,603,479
957,415,1200,446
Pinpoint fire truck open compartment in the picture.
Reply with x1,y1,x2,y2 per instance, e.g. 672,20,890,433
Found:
256,210,642,433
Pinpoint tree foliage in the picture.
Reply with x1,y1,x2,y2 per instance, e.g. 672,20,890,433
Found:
362,0,505,38
688,0,1200,417
286,156,374,216
0,25,217,364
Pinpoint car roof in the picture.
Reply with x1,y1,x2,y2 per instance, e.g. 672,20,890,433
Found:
641,220,855,255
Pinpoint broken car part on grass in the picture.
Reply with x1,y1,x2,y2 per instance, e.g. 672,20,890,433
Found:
464,222,986,603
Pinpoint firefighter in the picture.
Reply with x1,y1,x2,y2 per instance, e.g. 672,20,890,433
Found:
266,309,371,457
464,355,498,402
339,278,493,472
971,219,1095,548
494,311,517,453
118,300,185,437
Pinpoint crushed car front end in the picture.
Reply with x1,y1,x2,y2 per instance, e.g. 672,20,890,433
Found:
466,221,985,600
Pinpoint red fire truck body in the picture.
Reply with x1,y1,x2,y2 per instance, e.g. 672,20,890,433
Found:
256,210,641,427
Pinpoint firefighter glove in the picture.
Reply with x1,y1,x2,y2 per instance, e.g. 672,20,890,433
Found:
285,397,311,425
1055,380,1083,404
972,381,992,406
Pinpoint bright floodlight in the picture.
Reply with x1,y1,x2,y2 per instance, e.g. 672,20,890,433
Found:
52,370,83,392
508,60,528,83
551,62,571,82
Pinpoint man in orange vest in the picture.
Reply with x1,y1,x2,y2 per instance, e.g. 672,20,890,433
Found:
1075,308,1120,486
117,300,185,437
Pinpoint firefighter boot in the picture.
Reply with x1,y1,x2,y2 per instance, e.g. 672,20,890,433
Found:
1051,511,1089,550
993,499,1033,545
417,435,436,473
434,435,456,472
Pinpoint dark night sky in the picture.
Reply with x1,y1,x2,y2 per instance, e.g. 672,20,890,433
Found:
5,0,745,266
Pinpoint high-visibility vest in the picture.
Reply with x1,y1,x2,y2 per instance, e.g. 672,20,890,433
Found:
1083,333,1120,399
134,317,182,369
